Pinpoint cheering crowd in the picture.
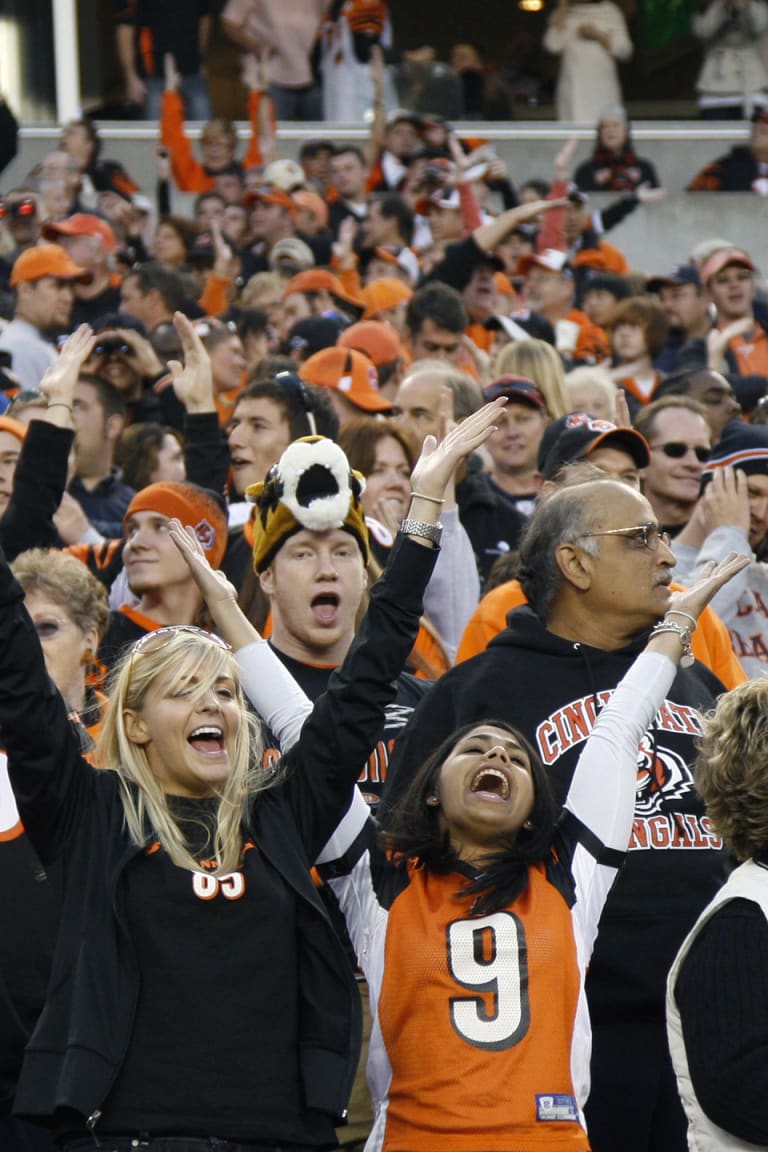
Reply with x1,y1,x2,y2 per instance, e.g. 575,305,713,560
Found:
1,12,768,1151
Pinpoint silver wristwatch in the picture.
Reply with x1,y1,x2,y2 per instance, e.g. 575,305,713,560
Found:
401,518,443,545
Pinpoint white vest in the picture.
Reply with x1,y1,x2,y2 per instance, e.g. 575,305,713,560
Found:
667,860,768,1152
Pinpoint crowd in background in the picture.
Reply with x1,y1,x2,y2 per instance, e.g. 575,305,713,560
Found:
0,3,768,1152
111,0,768,126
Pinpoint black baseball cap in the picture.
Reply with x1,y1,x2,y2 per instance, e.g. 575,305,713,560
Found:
538,413,650,481
483,375,546,410
646,264,702,293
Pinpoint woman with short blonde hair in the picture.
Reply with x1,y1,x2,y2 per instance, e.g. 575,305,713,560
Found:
493,338,569,417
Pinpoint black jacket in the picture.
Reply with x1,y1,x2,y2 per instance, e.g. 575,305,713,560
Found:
456,455,526,587
383,605,731,1017
1,533,436,1132
688,144,764,192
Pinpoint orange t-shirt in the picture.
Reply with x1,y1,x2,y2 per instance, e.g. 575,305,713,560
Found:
456,579,747,690
729,325,768,379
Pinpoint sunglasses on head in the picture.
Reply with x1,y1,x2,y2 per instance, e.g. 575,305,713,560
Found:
128,625,231,680
651,442,710,463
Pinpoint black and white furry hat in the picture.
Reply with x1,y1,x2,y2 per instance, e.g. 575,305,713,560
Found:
247,436,369,572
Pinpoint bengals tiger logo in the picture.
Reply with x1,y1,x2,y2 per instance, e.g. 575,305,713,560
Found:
635,736,693,816
194,517,217,552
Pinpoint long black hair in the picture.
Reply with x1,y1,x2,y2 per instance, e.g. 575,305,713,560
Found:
382,719,559,915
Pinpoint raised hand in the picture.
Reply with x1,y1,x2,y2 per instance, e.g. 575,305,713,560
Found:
155,144,171,183
169,519,261,650
39,324,95,426
210,217,238,279
164,53,180,92
409,397,507,503
166,311,215,414
169,520,236,606
554,137,579,181
332,216,358,270
699,466,751,537
707,316,753,371
667,551,750,624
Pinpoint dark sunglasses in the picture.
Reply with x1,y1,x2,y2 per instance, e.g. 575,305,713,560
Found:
651,442,710,463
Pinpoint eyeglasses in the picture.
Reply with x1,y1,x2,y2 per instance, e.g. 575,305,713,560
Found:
650,442,710,463
580,522,671,551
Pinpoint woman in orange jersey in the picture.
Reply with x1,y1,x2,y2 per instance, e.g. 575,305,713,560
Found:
317,556,746,1152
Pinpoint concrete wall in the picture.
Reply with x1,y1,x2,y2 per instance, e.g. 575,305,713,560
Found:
4,122,765,276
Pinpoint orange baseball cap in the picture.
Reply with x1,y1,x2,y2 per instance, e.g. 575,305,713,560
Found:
10,243,92,287
42,213,118,253
700,247,755,285
0,416,27,442
243,185,297,214
338,320,404,367
360,277,413,320
282,269,364,313
291,189,329,229
299,347,392,412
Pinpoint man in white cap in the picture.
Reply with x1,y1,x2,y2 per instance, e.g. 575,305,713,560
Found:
520,247,609,365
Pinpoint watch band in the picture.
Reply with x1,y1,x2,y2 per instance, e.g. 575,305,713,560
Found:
400,518,443,545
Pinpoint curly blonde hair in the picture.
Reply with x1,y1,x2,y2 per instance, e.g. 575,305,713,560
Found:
696,680,768,861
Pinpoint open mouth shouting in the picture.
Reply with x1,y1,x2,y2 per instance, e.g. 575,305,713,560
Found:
469,764,512,803
311,591,340,626
188,725,226,756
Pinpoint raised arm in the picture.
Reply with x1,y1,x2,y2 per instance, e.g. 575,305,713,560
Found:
566,552,750,850
0,543,95,863
288,400,508,857
167,517,311,749
1,326,95,558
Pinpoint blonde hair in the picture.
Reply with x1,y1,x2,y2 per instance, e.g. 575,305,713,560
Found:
492,339,569,418
97,631,271,875
240,271,285,307
564,365,618,422
696,680,768,861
